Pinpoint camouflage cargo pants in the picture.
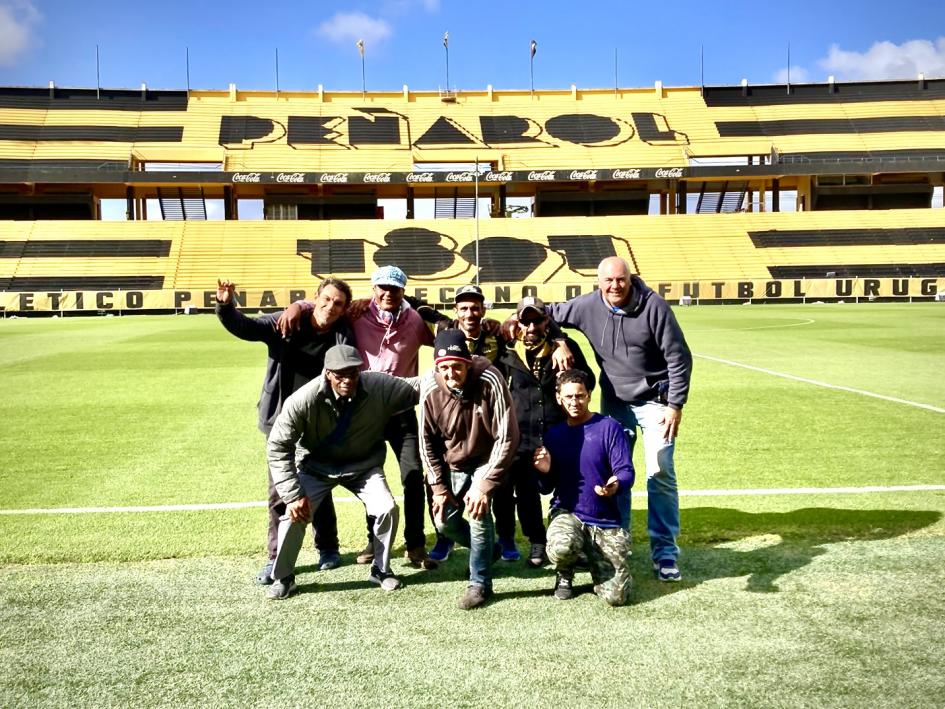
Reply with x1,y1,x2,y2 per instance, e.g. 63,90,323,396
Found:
546,510,633,606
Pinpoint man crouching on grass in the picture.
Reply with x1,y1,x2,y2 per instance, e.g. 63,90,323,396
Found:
533,369,634,606
265,344,420,599
419,330,519,610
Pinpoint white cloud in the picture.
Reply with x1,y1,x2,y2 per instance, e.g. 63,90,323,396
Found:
773,65,808,84
0,1,41,66
316,11,392,46
819,38,945,80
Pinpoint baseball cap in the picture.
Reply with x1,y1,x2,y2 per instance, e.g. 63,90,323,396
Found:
371,265,408,289
323,344,364,371
516,296,547,320
433,329,472,365
454,284,484,304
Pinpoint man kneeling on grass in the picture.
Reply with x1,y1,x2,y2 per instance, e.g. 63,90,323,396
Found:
266,344,420,599
533,369,634,606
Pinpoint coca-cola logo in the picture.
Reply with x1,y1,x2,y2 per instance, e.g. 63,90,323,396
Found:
569,170,598,180
484,171,513,182
446,171,476,182
363,172,392,183
319,173,349,183
611,168,641,180
528,170,556,181
276,172,305,183
406,172,434,183
655,167,684,178
232,172,261,183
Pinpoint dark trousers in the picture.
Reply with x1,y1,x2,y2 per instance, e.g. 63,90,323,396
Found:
267,465,339,560
492,454,547,544
373,409,430,550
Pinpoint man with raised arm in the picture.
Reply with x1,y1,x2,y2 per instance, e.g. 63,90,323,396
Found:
215,277,353,584
419,330,519,610
544,257,692,582
534,369,634,606
266,344,421,599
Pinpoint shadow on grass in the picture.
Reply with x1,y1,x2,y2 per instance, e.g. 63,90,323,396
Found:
630,506,941,605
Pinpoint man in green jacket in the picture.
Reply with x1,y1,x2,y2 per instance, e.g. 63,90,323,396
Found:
266,344,420,599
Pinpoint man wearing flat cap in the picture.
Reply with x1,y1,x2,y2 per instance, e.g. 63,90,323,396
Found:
265,344,421,599
419,330,519,610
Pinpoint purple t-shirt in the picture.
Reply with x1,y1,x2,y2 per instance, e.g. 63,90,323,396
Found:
541,413,635,528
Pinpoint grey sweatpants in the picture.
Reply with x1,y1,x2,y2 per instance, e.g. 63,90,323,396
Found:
271,466,400,581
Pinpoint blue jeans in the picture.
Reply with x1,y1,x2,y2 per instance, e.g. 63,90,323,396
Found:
434,470,495,590
602,390,680,563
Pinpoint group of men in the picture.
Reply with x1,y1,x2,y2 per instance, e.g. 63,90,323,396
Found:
217,255,693,609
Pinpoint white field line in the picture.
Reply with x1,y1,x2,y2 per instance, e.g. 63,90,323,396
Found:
2,485,944,515
695,354,945,413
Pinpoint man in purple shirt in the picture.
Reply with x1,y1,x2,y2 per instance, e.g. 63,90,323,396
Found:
533,369,634,606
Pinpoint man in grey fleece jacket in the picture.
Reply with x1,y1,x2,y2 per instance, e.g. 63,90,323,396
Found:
546,256,693,582
266,344,420,599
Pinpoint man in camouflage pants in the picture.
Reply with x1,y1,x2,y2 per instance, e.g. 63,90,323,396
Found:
533,369,634,606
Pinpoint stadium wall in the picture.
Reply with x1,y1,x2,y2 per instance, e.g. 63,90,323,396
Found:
2,209,943,312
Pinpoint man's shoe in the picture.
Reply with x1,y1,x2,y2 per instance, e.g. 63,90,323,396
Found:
553,572,574,601
653,558,682,582
458,584,492,610
355,543,375,565
428,537,454,562
369,566,403,592
318,551,341,571
498,538,521,562
405,546,439,570
527,543,548,568
256,561,275,586
266,575,297,600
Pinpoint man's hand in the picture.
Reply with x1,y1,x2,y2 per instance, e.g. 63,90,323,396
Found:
346,297,372,321
431,491,457,522
533,446,551,474
594,476,619,497
286,497,311,523
662,407,682,442
276,302,304,339
464,482,491,521
500,315,520,343
481,318,502,337
551,340,574,371
216,279,235,305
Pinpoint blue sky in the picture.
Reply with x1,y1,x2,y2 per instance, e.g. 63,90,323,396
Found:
2,0,945,92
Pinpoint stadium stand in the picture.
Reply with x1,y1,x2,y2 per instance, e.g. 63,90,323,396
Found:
1,79,943,310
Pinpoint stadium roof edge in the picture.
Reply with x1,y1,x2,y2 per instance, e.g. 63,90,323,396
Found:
2,76,943,99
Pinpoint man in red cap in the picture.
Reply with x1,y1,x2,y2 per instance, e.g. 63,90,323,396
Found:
419,329,519,609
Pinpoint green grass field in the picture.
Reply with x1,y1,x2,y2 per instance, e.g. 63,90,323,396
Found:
2,303,944,707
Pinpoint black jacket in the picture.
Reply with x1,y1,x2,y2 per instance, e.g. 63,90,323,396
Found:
495,335,596,456
216,301,354,433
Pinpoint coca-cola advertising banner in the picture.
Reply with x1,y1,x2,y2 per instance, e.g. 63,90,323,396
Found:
227,167,687,184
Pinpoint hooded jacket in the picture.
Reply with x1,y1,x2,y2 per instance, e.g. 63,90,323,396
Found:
548,276,693,409
419,356,519,497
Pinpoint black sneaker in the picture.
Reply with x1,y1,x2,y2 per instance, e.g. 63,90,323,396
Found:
527,543,548,568
266,574,298,600
553,572,574,601
256,561,275,586
369,566,403,592
458,584,492,610
318,551,341,571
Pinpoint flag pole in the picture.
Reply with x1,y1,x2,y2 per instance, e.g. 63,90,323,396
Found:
529,39,537,96
444,32,450,91
357,40,366,97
